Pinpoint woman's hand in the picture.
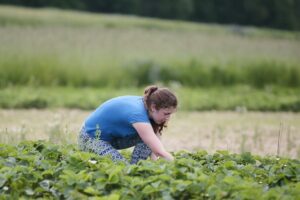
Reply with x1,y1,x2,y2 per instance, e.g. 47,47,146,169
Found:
161,151,174,161
133,122,174,162
150,152,159,161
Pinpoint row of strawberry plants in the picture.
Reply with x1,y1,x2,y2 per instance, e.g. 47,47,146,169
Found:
0,141,299,199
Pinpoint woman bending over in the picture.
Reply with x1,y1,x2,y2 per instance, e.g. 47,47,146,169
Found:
78,85,177,164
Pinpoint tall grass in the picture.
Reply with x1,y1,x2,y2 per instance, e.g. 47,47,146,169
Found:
0,6,300,88
1,58,299,88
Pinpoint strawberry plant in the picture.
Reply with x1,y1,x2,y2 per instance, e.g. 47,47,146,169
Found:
0,141,299,199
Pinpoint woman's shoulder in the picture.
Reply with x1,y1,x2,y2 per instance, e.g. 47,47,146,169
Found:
102,95,143,110
103,95,140,104
121,95,142,100
113,95,143,104
109,96,148,121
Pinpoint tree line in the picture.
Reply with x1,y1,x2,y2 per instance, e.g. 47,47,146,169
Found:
0,0,299,30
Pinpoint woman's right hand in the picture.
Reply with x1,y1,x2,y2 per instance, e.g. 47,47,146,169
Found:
162,151,174,161
133,122,174,162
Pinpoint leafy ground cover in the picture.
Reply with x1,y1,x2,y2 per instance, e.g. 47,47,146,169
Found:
0,141,299,199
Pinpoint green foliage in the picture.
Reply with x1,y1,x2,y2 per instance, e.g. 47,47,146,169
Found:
0,6,299,89
155,61,300,88
0,0,299,30
0,141,299,199
0,59,299,89
2,86,300,112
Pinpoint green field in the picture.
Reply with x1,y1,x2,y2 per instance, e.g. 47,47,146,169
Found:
0,86,299,111
0,5,300,199
0,5,299,88
0,141,299,199
0,6,300,111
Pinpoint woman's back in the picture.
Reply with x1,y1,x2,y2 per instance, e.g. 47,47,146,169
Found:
84,96,150,141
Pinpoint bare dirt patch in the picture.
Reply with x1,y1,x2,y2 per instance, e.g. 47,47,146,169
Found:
1,109,299,158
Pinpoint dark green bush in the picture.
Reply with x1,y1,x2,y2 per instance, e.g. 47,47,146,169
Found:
0,0,299,30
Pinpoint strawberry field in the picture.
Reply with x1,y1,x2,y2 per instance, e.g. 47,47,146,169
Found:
1,5,300,200
0,141,299,199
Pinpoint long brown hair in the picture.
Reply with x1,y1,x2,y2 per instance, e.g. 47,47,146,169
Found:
143,85,177,134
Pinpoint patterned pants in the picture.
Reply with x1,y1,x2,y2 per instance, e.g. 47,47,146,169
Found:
78,126,152,164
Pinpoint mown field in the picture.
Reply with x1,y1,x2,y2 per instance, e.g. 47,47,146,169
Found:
1,109,300,159
0,5,300,199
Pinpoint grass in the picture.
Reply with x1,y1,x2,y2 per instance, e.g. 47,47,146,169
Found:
1,5,298,39
0,86,299,111
0,5,299,88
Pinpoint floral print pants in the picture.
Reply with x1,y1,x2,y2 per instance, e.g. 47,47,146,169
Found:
78,126,152,164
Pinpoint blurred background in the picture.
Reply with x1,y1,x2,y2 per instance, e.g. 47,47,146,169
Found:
0,1,299,158
1,0,300,30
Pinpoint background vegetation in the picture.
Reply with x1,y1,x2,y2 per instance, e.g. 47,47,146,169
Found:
0,86,299,111
0,0,299,30
0,5,299,199
0,6,299,111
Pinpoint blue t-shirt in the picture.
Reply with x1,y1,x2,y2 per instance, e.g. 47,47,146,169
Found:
84,96,150,142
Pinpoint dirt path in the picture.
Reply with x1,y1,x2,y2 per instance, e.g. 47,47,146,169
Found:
1,109,299,158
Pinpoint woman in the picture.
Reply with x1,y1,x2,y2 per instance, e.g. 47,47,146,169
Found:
78,85,177,164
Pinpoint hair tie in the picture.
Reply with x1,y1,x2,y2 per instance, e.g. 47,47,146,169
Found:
149,86,158,96
144,85,158,96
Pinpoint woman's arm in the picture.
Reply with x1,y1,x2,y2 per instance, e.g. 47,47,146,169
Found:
132,122,174,161
150,133,161,160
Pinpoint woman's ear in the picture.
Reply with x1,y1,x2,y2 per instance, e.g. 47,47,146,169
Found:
150,104,157,112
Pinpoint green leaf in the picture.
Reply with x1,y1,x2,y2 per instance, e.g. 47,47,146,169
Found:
142,185,156,194
108,173,119,184
41,169,54,178
106,166,122,184
91,194,120,200
158,174,171,181
59,170,77,186
240,152,256,164
0,175,7,187
224,161,236,169
207,185,222,199
39,179,51,191
84,186,100,195
151,181,161,188
5,157,16,167
223,176,240,185
25,188,35,196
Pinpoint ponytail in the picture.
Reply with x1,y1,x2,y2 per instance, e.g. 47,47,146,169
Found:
143,85,158,105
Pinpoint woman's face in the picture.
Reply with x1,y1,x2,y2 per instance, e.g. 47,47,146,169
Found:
149,105,176,125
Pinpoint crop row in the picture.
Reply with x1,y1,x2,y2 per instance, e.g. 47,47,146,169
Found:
0,141,299,199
